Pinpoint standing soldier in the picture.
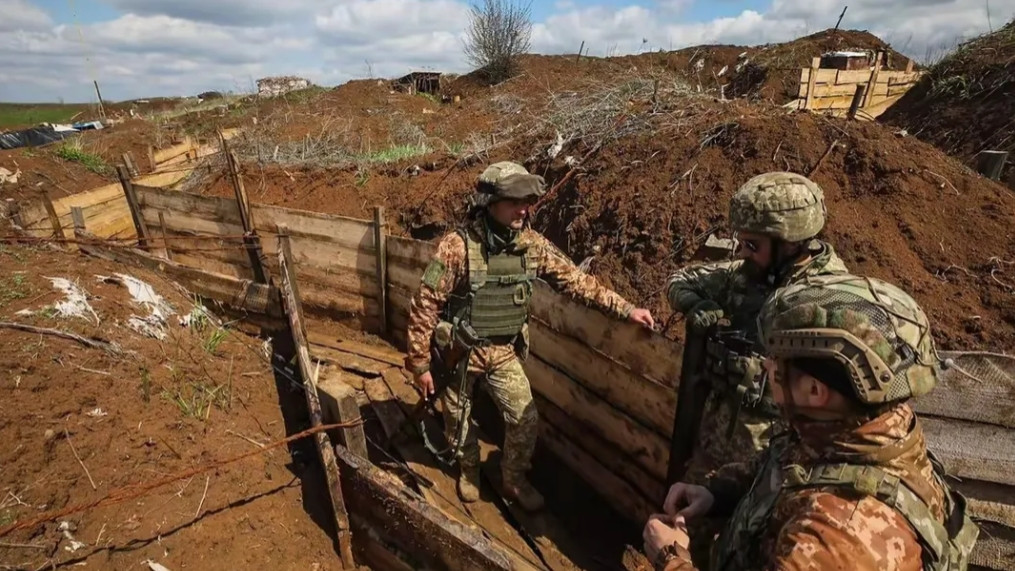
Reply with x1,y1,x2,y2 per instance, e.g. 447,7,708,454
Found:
405,161,655,510
667,172,849,484
643,274,979,571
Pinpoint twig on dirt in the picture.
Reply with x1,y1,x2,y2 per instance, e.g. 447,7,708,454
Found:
225,429,266,449
0,541,48,550
93,524,106,546
808,139,839,178
772,140,783,162
159,436,183,460
923,170,960,195
64,428,97,490
76,366,111,376
194,476,210,518
0,421,361,538
0,322,122,356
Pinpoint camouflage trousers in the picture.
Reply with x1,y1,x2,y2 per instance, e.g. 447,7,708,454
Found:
684,390,782,484
441,345,538,481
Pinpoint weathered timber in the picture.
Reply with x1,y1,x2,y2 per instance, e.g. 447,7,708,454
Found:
374,206,388,336
317,371,369,459
914,351,1015,428
923,416,1015,486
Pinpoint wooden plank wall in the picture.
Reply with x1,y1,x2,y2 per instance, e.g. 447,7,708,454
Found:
14,170,194,240
914,352,1015,571
795,68,923,111
386,235,676,521
135,185,381,330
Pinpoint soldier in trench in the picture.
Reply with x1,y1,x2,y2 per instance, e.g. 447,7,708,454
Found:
404,161,656,510
643,274,979,571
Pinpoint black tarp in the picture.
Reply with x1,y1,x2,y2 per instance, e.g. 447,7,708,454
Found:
0,125,75,150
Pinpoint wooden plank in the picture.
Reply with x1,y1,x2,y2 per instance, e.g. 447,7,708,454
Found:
118,166,151,249
389,261,424,293
276,228,356,567
374,207,388,336
152,137,197,164
525,355,668,481
333,444,521,571
142,207,245,240
375,369,546,570
914,352,1015,428
317,371,369,459
969,520,1015,571
531,281,681,388
529,320,675,437
805,58,821,110
259,234,378,277
252,203,375,252
307,333,405,367
536,394,664,506
157,211,173,261
38,188,63,240
923,416,1015,486
799,67,838,85
313,345,389,376
539,409,655,524
863,51,884,108
70,207,86,233
262,257,380,299
809,95,862,110
833,69,874,84
136,185,244,226
809,82,888,98
76,233,282,320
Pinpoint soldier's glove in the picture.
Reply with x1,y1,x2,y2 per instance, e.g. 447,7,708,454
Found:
688,300,724,332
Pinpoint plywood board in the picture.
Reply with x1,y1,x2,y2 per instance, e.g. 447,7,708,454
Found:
923,416,1015,486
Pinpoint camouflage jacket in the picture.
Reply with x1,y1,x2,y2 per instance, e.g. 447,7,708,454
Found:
406,220,635,374
667,239,849,343
663,404,950,571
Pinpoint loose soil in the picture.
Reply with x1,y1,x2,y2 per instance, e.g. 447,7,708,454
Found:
0,244,342,570
881,20,1015,189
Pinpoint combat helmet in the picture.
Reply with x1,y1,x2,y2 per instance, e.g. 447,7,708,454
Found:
758,274,940,405
476,161,546,202
729,172,826,242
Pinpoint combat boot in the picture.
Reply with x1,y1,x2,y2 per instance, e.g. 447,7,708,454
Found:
457,463,481,503
503,472,544,511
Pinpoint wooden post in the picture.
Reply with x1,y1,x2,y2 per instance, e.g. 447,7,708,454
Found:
319,373,369,459
847,84,866,119
147,145,157,173
93,80,106,120
70,207,86,234
277,227,356,569
157,211,174,261
38,188,63,241
977,151,1009,181
373,206,388,337
5,199,24,230
122,153,139,177
804,57,820,110
652,78,660,104
863,50,883,108
117,165,151,249
833,5,848,32
576,40,585,64
223,146,268,284
905,58,915,73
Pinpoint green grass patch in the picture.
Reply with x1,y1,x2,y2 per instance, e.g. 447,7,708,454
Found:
162,381,231,419
54,138,108,174
0,103,88,129
0,509,15,527
203,328,228,355
0,274,28,308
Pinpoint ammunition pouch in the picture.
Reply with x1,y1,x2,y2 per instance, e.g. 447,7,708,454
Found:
704,332,779,418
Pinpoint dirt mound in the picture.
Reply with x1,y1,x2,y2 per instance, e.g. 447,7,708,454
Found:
0,245,340,569
881,20,1015,189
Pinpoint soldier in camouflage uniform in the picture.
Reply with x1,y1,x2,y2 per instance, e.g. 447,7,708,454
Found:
667,172,849,484
644,274,979,571
406,161,655,510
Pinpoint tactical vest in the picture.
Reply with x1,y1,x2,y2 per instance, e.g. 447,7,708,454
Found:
443,227,538,340
704,331,780,419
712,436,979,571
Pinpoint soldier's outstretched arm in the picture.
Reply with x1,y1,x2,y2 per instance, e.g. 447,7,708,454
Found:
524,231,637,320
666,261,737,314
405,233,467,377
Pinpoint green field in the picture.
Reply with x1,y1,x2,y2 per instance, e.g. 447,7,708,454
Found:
0,103,93,130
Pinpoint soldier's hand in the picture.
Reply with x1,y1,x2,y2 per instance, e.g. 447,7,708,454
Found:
643,514,690,565
628,308,656,329
416,371,436,398
663,483,715,520
688,300,724,332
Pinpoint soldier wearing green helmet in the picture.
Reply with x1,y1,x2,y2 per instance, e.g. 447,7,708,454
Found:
644,274,979,571
667,172,850,485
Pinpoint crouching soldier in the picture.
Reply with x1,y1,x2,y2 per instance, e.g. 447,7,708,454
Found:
645,274,979,570
405,161,655,510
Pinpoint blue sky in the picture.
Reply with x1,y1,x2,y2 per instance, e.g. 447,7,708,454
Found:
1,0,1012,102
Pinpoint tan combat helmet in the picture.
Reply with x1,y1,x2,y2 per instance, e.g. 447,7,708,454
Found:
758,274,940,405
476,161,546,202
729,172,826,242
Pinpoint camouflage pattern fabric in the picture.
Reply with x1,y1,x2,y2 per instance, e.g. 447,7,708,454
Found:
668,240,848,482
441,352,538,476
728,172,826,242
661,404,953,571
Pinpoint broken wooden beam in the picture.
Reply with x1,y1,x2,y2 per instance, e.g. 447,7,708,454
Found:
117,165,151,249
318,371,369,459
277,227,356,568
38,187,63,241
333,443,522,571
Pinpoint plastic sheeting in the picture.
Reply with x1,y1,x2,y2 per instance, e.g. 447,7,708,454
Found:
0,124,75,150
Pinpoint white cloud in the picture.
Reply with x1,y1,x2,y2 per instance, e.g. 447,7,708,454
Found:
2,0,1013,102
0,0,52,32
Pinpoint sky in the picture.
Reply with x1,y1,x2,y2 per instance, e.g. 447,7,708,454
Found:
0,0,1012,103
